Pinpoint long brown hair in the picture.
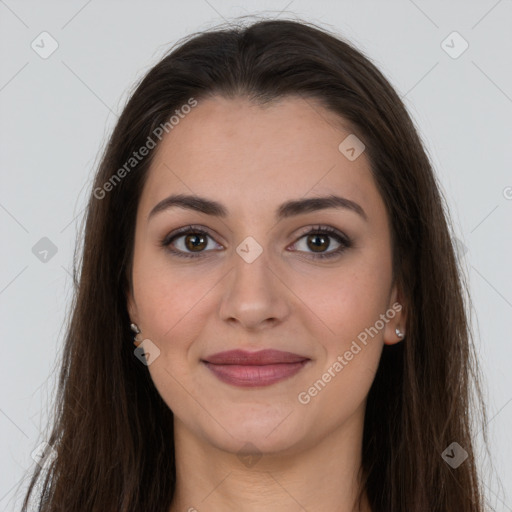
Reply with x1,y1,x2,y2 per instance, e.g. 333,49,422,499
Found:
21,17,488,511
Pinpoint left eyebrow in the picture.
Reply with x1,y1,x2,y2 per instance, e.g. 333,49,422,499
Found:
147,193,368,222
277,195,367,221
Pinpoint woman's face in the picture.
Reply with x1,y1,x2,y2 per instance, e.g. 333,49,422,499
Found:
128,95,405,455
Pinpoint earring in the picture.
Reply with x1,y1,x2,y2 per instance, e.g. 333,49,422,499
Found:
395,327,405,339
130,323,143,347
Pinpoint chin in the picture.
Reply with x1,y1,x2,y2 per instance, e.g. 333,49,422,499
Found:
203,405,310,456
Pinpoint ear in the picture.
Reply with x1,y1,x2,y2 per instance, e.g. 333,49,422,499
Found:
383,283,407,346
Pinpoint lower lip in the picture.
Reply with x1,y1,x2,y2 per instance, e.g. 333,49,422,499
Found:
203,361,309,387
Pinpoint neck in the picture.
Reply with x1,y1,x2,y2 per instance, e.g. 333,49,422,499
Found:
169,411,371,512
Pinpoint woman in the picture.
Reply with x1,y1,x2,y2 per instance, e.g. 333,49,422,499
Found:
22,18,487,512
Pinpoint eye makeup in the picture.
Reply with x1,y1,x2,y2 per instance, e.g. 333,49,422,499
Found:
159,224,352,260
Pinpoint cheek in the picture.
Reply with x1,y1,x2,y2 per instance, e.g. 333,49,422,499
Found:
291,255,392,344
294,270,389,421
133,264,214,412
133,251,218,343
290,253,391,399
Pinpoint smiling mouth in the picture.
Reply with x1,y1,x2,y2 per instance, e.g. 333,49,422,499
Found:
201,349,310,387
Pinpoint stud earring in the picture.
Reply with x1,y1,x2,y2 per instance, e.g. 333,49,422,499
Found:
395,327,405,339
130,323,143,347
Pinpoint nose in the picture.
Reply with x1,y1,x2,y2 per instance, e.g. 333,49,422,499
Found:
218,244,291,332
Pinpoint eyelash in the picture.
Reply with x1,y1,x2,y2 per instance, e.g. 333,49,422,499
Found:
160,224,352,260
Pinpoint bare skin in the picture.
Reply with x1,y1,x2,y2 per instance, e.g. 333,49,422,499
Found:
127,95,406,512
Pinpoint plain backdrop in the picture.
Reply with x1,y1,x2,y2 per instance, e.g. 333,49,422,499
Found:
1,1,511,510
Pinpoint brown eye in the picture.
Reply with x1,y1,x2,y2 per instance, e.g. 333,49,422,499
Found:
306,233,331,253
291,226,352,260
161,226,222,259
184,233,208,252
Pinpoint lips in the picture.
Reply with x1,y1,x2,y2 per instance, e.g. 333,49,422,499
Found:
202,349,310,387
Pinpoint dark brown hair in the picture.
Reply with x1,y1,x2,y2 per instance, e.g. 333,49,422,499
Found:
21,17,487,511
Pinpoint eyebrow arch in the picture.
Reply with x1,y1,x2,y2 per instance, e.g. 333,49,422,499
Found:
147,193,367,222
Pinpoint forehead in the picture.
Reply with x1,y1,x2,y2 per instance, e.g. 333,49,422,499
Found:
139,95,386,224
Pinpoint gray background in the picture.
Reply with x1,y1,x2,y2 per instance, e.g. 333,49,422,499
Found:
1,0,511,509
